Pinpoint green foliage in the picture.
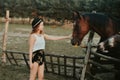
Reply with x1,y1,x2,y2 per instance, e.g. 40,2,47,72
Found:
0,0,120,19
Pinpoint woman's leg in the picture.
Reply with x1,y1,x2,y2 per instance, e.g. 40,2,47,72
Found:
29,62,39,80
38,63,44,80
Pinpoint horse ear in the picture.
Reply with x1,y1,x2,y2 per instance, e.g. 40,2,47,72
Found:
73,11,80,20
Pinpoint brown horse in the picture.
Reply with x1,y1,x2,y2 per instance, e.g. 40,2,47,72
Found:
71,11,120,46
71,11,120,80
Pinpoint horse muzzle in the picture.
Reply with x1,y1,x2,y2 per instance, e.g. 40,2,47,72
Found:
71,38,80,46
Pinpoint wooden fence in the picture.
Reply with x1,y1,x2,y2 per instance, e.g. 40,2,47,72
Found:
3,50,85,79
80,31,120,80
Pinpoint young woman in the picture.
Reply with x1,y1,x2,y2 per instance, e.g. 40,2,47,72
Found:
29,17,71,80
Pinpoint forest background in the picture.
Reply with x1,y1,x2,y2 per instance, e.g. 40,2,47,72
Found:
0,0,120,20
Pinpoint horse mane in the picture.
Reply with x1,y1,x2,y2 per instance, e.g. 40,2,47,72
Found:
107,14,120,32
81,13,110,28
80,13,120,32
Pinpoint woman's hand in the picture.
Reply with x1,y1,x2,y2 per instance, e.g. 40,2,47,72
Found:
44,33,72,40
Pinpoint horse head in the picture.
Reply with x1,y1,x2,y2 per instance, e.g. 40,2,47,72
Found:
71,11,89,46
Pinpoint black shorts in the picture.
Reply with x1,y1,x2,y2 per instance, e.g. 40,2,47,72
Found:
32,49,45,65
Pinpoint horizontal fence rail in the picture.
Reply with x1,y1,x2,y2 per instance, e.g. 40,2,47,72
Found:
3,50,85,79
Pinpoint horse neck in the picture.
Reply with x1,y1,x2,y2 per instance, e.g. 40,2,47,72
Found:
91,26,115,41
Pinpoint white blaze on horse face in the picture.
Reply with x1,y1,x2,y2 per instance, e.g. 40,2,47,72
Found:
99,42,105,51
108,37,114,47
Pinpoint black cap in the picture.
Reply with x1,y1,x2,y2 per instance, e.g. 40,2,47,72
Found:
32,17,43,29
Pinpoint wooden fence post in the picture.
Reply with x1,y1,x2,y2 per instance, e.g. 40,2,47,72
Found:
81,31,94,80
2,10,9,63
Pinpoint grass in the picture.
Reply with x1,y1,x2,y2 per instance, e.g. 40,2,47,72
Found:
0,64,29,80
0,63,74,80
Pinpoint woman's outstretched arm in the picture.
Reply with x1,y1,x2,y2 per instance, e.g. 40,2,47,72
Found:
44,34,71,40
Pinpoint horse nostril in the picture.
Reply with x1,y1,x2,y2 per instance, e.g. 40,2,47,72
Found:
78,41,80,46
71,39,75,45
71,39,80,46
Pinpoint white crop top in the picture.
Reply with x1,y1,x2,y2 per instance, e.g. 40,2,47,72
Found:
32,34,45,52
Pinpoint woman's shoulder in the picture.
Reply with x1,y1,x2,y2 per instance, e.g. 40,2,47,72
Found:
30,33,37,38
43,33,48,36
30,33,35,36
43,33,48,37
